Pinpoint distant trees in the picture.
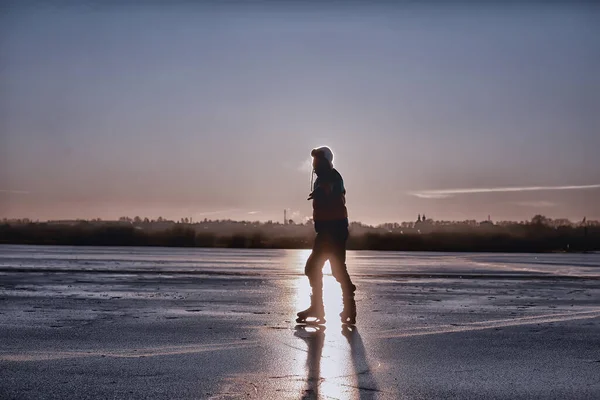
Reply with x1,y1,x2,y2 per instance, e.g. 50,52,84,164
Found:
0,214,598,252
1,214,598,252
3,214,596,232
531,214,549,226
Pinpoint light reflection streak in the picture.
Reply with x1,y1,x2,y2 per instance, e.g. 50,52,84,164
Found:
292,249,344,324
291,249,362,399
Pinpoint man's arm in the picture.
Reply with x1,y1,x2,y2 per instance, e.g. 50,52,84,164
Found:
307,178,344,201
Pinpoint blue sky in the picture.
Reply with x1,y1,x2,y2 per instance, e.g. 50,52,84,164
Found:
1,2,599,224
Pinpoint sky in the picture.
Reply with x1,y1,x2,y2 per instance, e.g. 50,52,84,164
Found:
1,1,599,225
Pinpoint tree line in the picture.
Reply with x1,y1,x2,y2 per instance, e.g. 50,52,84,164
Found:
0,215,597,252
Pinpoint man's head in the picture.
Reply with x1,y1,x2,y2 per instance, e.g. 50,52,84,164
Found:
311,146,334,176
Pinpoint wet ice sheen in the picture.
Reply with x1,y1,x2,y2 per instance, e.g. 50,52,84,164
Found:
1,245,599,399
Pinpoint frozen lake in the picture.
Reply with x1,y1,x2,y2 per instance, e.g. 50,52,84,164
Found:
1,245,599,399
1,245,599,277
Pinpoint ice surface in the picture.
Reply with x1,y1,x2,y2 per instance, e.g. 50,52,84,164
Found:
1,245,599,399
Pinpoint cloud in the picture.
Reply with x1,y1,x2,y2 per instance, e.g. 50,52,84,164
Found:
409,184,600,199
410,193,453,199
513,201,557,208
247,211,259,215
284,208,303,221
0,189,30,194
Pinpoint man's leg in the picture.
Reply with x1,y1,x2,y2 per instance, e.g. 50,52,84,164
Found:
304,233,327,301
297,233,327,321
330,228,357,323
329,229,355,296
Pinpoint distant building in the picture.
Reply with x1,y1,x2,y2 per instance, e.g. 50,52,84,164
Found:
480,215,494,226
416,213,430,224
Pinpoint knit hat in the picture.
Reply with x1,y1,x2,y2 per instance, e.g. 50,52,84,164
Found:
311,146,334,168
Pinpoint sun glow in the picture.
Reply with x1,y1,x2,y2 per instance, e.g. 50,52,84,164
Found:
293,250,344,323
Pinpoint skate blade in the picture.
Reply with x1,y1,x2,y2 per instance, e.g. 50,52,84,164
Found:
295,317,326,325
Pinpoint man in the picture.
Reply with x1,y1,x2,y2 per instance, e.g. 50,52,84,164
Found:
296,146,357,324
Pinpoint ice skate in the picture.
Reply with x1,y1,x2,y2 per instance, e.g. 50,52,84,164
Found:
296,295,326,325
340,285,357,325
340,298,356,325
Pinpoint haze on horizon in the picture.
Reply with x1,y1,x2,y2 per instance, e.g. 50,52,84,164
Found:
1,1,599,226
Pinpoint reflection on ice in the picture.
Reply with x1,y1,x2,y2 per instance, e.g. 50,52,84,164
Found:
292,249,379,399
294,324,380,399
294,325,326,399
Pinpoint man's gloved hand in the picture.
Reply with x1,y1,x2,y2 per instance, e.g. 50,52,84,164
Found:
307,186,325,200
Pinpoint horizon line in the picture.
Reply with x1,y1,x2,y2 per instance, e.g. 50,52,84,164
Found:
2,215,595,225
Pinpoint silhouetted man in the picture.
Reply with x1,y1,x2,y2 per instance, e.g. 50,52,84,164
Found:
296,146,357,324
